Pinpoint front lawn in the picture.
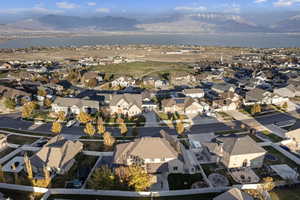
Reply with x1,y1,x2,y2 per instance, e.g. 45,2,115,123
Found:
261,130,283,143
168,173,204,190
270,186,300,200
7,135,38,145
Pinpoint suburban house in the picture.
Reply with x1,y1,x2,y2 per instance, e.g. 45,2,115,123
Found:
211,83,236,94
274,84,300,98
81,71,103,84
244,88,288,106
113,130,196,174
30,135,83,175
51,97,100,115
142,76,169,89
284,128,300,152
205,134,266,168
183,88,205,98
109,94,143,116
161,97,205,115
170,72,196,86
211,91,241,112
0,85,31,104
111,76,136,87
213,188,253,200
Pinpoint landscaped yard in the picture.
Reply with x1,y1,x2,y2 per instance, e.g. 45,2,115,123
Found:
167,173,204,190
7,135,38,145
0,128,52,137
0,147,15,158
270,187,300,200
51,154,98,188
263,146,299,170
260,130,283,143
0,188,43,200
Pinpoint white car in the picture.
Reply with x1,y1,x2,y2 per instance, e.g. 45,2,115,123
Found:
34,121,45,125
66,120,76,128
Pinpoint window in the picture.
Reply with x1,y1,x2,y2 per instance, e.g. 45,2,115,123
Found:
173,166,178,171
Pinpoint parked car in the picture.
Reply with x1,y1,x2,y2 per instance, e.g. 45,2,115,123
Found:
66,120,76,128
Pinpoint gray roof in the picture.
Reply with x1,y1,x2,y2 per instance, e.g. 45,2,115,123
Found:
53,97,99,109
212,83,235,93
213,188,253,200
216,135,266,156
109,93,142,109
183,88,204,94
245,88,270,102
114,137,179,164
30,135,83,170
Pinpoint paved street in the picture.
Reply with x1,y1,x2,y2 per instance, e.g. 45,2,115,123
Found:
0,109,297,137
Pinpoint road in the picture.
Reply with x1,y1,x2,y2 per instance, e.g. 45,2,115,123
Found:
0,110,296,137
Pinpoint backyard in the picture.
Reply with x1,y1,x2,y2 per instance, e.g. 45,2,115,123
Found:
270,186,300,200
7,135,39,145
167,173,204,190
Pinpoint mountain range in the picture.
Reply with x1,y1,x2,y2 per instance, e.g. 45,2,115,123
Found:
1,13,300,33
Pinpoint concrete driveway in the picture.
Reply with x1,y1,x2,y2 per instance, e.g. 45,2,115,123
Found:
143,111,159,127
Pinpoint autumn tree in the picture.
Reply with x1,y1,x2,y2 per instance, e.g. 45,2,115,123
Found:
3,97,16,110
84,122,96,137
22,101,38,118
176,120,185,136
86,78,98,88
57,111,66,122
51,121,62,134
97,117,106,135
117,118,128,136
282,102,288,111
43,98,52,108
87,165,115,190
37,88,47,97
103,131,116,148
77,112,93,124
24,153,33,179
0,165,6,183
262,177,275,192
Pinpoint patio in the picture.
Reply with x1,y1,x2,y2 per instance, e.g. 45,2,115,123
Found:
230,168,260,184
208,173,229,187
2,156,25,173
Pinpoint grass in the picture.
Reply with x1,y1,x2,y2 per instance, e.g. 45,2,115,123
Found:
7,135,38,145
261,130,283,143
0,147,15,158
270,186,300,200
167,173,204,190
0,188,43,200
214,129,246,135
263,146,299,170
89,61,193,77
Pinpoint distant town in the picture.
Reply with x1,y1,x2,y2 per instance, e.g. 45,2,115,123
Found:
0,45,300,199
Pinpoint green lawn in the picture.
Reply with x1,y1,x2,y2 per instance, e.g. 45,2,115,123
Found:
89,61,192,77
0,188,43,200
214,129,246,135
7,135,38,145
167,173,204,190
0,147,15,158
270,187,300,200
261,130,283,143
263,146,299,169
0,128,52,137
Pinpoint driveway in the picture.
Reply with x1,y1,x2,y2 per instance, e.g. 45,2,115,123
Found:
150,173,169,191
143,111,159,127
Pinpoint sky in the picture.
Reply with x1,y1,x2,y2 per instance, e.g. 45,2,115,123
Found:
0,0,300,19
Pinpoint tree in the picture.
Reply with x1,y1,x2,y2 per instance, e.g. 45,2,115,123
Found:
87,165,115,190
127,166,151,191
51,121,62,134
256,104,261,113
3,97,16,110
97,117,106,135
119,122,128,136
22,102,34,118
57,111,66,122
76,112,93,124
132,127,139,137
282,102,288,111
24,153,33,179
251,104,261,115
37,88,47,97
43,98,52,108
262,177,275,192
86,78,98,88
176,120,185,136
84,122,96,137
103,131,116,148
0,165,6,183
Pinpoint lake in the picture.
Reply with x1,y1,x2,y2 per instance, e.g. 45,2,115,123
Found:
1,33,300,48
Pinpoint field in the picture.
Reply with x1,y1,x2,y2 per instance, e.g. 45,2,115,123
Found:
89,61,193,77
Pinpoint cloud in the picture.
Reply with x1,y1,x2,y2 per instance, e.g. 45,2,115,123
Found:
0,5,63,15
96,8,110,13
254,0,267,3
222,3,241,13
174,6,207,12
274,0,300,7
87,2,97,6
56,1,80,9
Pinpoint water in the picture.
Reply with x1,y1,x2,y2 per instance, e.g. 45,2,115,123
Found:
1,33,300,48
